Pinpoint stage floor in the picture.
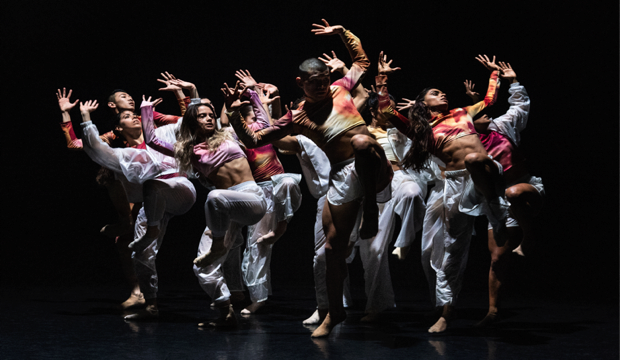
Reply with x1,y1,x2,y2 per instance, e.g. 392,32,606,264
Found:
1,284,617,360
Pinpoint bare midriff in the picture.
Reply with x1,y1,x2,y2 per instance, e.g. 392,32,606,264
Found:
439,135,488,171
207,157,255,189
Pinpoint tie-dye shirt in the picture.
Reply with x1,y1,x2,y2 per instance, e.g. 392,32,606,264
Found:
241,89,285,182
230,30,369,150
377,71,500,157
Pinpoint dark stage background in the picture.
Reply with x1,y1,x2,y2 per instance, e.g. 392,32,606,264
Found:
2,1,617,305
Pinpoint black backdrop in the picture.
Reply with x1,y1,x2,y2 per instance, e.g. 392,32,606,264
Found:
2,1,618,301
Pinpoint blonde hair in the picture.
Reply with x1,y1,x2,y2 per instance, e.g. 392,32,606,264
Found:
174,103,233,175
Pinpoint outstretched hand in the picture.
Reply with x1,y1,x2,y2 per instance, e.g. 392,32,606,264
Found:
258,88,280,105
378,51,401,75
475,54,501,72
157,71,182,91
319,51,346,73
311,19,344,36
396,98,416,111
463,80,480,100
141,95,163,108
80,100,99,114
221,81,250,111
57,87,79,112
498,61,517,81
258,82,279,96
166,78,195,90
235,69,258,89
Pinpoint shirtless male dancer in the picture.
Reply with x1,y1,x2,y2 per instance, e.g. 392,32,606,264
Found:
226,19,392,337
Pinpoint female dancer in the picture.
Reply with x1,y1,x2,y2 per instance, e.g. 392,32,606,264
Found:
377,54,508,333
141,93,267,327
225,71,302,315
78,98,197,320
464,62,544,326
57,80,189,309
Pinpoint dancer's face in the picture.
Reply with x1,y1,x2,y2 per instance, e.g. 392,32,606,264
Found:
196,105,216,136
297,70,331,102
423,89,448,109
242,106,256,124
109,92,135,112
117,110,141,131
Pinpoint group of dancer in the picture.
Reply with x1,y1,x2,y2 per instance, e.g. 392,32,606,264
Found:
56,19,543,337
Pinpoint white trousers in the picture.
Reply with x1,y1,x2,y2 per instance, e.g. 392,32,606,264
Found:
204,181,267,239
133,177,197,299
242,175,302,303
194,181,267,305
313,195,359,310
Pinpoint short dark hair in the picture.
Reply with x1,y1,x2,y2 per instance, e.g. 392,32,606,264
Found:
108,89,127,103
298,58,328,80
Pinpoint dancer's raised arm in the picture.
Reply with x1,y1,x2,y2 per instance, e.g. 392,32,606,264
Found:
157,71,193,116
225,82,294,148
319,50,369,112
373,52,411,136
486,62,530,142
141,97,176,157
79,100,123,173
312,19,370,91
469,54,501,117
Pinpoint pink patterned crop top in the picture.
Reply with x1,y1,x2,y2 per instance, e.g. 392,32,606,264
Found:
377,71,499,158
429,71,499,154
192,137,247,177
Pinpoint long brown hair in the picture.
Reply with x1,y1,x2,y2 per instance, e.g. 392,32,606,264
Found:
174,103,234,174
402,87,435,171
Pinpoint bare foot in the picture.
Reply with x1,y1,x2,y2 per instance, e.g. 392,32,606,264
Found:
474,311,498,328
359,204,379,240
360,311,381,323
124,305,159,321
512,244,525,257
241,301,265,315
303,309,327,325
311,312,346,338
194,247,227,268
199,305,237,328
256,231,279,246
120,293,145,310
428,317,448,333
101,221,134,238
128,227,159,252
392,246,411,261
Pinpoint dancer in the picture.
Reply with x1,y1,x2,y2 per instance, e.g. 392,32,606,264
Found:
345,54,433,322
463,62,544,326
77,97,196,320
376,54,508,333
227,19,392,337
141,93,267,327
57,80,190,309
227,70,302,315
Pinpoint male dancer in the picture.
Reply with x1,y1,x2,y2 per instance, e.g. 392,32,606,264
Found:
225,19,392,337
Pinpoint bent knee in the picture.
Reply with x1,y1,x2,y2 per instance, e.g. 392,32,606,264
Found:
206,191,226,211
464,152,490,169
350,134,373,152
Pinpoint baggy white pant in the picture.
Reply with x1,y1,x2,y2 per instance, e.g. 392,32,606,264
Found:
221,231,245,292
133,176,197,299
193,224,243,305
313,195,358,309
193,181,267,306
242,175,302,303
